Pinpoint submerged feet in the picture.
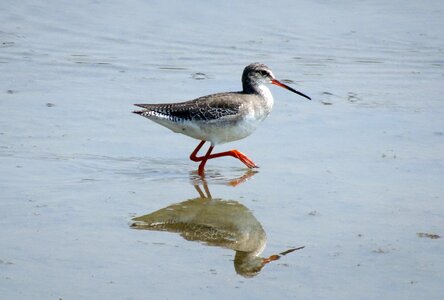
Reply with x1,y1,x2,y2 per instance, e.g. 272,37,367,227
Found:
190,140,259,176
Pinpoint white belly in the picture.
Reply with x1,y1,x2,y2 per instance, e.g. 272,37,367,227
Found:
155,111,263,145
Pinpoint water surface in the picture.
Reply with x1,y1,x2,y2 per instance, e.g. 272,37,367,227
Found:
1,0,443,299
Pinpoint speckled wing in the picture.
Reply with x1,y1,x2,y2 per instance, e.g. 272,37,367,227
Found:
134,92,243,122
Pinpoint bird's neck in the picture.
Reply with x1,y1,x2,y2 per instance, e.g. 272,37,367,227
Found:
256,84,273,102
243,81,274,113
243,83,274,117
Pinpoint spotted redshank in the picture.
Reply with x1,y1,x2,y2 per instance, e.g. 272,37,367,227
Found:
133,63,311,175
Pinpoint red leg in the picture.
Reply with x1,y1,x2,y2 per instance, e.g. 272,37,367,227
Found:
189,141,258,175
206,150,258,168
197,145,214,176
189,140,206,162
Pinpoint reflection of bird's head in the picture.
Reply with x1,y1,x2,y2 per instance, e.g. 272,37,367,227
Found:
234,251,267,278
234,246,305,278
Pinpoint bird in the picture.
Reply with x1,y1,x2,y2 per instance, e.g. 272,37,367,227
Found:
133,62,311,175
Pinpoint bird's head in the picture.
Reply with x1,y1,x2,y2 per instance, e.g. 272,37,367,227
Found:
242,62,311,100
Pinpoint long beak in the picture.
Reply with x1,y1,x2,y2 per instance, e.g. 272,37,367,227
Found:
272,79,311,100
262,246,305,265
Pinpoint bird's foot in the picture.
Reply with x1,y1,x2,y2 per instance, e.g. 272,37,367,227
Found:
229,150,258,169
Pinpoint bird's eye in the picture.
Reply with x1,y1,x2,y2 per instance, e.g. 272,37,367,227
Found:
259,70,268,76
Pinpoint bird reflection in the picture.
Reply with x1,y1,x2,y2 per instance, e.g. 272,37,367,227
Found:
131,172,304,277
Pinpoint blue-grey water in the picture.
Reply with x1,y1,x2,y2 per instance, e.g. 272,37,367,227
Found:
1,1,443,299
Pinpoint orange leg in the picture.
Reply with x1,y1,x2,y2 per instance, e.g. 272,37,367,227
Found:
189,140,207,162
189,140,258,175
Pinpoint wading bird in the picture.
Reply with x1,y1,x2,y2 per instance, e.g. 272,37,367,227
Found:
133,63,311,175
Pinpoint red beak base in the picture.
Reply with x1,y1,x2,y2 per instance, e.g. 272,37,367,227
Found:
271,79,311,100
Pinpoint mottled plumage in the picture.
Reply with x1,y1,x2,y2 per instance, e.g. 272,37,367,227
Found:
135,93,243,122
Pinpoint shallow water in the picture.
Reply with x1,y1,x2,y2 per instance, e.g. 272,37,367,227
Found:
1,0,444,299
